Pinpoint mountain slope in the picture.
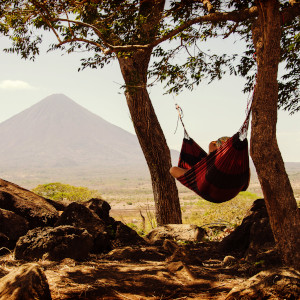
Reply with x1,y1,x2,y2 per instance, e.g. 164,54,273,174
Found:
0,94,145,169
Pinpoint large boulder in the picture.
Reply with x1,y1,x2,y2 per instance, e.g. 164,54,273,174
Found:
219,199,275,259
84,198,114,225
0,179,59,228
43,198,67,212
146,224,206,245
55,202,106,236
0,208,29,248
14,225,93,261
55,202,111,253
225,267,300,300
0,263,52,300
111,221,147,248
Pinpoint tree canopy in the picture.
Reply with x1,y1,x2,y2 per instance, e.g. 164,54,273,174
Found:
1,1,298,112
149,0,299,113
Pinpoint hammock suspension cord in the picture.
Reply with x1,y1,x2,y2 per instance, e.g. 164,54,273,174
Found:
175,103,190,139
174,72,257,141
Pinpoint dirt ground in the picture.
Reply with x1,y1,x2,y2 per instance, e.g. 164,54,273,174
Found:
1,174,299,299
0,242,275,300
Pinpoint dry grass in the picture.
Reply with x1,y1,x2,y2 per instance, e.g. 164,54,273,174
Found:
108,177,261,239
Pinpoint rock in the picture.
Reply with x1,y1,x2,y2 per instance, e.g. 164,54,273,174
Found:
44,198,67,212
223,256,237,266
93,231,112,253
111,221,147,247
162,239,179,254
55,202,110,253
167,261,196,281
55,202,106,236
147,224,206,245
0,208,29,248
0,263,52,300
14,225,93,261
245,210,276,261
252,248,282,268
166,247,189,263
225,267,300,300
0,179,59,228
161,239,202,265
84,198,114,225
219,199,275,258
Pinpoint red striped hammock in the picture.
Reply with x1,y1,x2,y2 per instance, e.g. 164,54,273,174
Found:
176,132,250,203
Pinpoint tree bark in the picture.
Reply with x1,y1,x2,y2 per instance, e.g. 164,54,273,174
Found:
251,0,300,270
118,49,182,225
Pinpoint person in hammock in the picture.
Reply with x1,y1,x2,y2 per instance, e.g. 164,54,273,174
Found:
170,136,230,179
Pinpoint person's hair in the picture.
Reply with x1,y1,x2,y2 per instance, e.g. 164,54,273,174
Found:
216,136,230,147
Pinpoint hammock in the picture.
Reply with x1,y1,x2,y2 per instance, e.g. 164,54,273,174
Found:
174,105,251,203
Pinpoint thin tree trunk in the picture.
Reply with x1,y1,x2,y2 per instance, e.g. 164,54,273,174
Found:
118,49,182,225
251,0,300,270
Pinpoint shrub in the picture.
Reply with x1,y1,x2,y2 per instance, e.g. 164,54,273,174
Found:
32,182,101,202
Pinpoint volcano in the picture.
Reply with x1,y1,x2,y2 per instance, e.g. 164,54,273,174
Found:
0,94,146,170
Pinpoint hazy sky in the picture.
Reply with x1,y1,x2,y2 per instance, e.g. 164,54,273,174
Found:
0,34,299,162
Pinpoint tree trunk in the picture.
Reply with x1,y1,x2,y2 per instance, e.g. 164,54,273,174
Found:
118,49,182,225
251,0,300,270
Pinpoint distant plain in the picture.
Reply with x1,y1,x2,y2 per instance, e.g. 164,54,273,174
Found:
2,161,300,236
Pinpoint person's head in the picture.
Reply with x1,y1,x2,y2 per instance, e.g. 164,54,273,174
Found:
216,136,230,147
209,136,230,153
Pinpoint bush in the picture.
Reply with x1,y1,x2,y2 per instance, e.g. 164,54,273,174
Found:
186,191,258,228
32,182,101,202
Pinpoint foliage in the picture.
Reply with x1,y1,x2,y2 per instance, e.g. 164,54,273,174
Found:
32,182,101,202
278,18,300,113
1,1,298,114
150,1,299,113
184,191,258,228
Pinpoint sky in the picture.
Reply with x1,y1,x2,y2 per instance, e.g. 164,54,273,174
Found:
0,34,299,162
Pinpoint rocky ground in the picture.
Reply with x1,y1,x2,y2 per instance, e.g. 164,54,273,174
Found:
0,178,299,300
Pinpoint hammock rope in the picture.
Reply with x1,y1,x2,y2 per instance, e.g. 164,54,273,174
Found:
175,103,190,139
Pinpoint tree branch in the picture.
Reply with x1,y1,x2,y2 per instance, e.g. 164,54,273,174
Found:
29,0,115,54
282,3,300,24
199,0,215,13
150,6,258,48
24,2,298,56
63,8,74,37
55,38,110,54
30,0,63,43
223,22,239,39
52,17,112,51
26,7,112,54
88,6,259,52
136,0,166,42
